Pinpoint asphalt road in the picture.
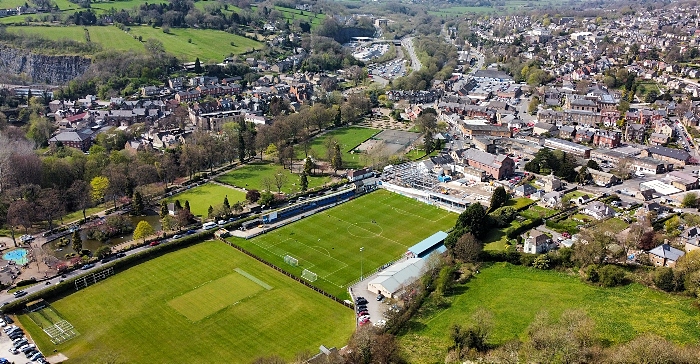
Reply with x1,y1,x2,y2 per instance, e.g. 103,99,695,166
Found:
401,37,422,72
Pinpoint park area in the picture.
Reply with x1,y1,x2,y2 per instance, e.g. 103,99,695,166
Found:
399,263,700,363
228,189,456,298
165,183,246,218
18,241,354,363
296,127,379,170
216,163,331,194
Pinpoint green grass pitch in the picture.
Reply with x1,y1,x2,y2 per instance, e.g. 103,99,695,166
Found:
216,163,331,194
399,263,700,363
165,183,246,218
296,127,379,170
18,241,354,363
228,189,456,298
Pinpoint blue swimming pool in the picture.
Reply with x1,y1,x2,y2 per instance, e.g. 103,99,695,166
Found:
3,248,29,265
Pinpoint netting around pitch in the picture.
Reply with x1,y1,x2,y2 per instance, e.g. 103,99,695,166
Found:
301,269,317,282
26,305,79,344
284,255,298,267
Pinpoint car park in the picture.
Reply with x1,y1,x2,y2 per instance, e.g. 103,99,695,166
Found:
20,345,35,354
12,340,27,349
357,310,369,317
26,350,39,359
7,347,18,355
8,332,23,341
3,325,18,334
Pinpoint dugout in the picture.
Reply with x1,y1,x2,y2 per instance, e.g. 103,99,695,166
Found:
367,258,426,298
406,231,448,259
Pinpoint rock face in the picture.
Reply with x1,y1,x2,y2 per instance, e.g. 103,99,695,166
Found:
0,44,91,84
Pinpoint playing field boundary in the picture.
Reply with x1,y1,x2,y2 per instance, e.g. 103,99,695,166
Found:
217,237,353,309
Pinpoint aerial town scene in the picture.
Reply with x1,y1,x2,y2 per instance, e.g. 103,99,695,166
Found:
1,0,700,362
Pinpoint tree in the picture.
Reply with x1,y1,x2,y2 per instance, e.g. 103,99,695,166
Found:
653,267,677,292
576,166,591,185
194,57,202,73
682,192,698,208
184,200,191,212
90,176,109,203
300,172,309,192
133,220,155,243
246,189,261,203
273,172,288,193
435,265,455,297
175,208,193,230
598,265,626,287
160,200,168,218
424,130,435,154
223,195,231,214
258,191,274,206
638,231,657,250
132,191,144,216
161,215,176,232
488,186,509,212
303,157,313,175
95,246,111,259
528,96,540,115
207,205,214,219
331,143,342,172
452,232,482,262
68,179,91,222
586,159,600,171
71,230,82,253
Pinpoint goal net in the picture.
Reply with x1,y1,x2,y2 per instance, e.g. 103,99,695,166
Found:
284,255,298,267
301,269,317,282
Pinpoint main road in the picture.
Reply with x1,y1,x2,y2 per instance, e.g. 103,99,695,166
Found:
401,37,422,72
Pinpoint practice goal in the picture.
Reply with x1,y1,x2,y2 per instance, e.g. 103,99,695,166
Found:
284,255,298,267
301,269,317,282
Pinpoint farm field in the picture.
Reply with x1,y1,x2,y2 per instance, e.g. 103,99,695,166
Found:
428,0,570,16
228,189,456,298
4,25,261,61
18,241,354,363
399,263,700,363
216,163,331,194
165,182,246,218
296,127,379,170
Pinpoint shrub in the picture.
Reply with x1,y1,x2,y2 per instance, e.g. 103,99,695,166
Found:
598,265,626,287
585,265,599,283
653,267,677,292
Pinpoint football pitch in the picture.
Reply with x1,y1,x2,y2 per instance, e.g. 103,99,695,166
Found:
228,190,457,298
18,242,354,363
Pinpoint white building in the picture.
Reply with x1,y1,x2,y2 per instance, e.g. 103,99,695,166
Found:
367,258,426,298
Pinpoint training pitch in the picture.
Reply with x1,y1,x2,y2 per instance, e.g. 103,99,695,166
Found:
228,189,457,298
18,242,354,363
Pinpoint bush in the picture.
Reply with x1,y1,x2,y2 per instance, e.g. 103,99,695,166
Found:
585,265,599,283
653,267,677,292
520,253,536,267
598,265,626,287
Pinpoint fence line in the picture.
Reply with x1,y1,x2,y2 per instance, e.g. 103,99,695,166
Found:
217,236,353,310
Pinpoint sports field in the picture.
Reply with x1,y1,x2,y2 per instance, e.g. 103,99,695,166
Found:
216,163,331,194
296,127,380,170
18,241,354,363
228,189,456,298
399,263,700,363
165,183,246,218
4,25,261,61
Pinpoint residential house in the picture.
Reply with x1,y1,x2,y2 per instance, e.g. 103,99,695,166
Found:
593,130,621,148
523,231,551,254
642,146,691,166
648,243,685,268
624,123,646,143
537,174,562,192
539,191,563,208
583,201,615,220
681,227,700,252
533,122,558,136
451,148,514,180
514,184,537,197
649,133,669,146
574,129,594,144
48,129,93,152
588,169,620,187
347,168,374,182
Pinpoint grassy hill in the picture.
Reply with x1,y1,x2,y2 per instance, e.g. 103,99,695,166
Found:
5,25,261,61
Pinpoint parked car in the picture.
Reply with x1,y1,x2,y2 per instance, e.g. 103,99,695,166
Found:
116,253,126,258
376,294,385,301
81,263,95,270
149,241,161,247
173,234,183,239
13,290,27,298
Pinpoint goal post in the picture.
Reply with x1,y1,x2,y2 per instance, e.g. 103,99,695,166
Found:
301,269,317,282
284,255,298,267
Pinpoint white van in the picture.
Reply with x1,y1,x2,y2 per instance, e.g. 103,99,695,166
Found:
202,222,217,230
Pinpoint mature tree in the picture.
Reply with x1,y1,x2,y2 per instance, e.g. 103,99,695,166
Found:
246,189,261,203
7,199,33,242
331,143,342,172
95,246,111,259
261,176,273,192
207,205,214,219
223,195,231,214
682,192,698,208
184,200,191,212
90,176,109,203
576,166,591,185
303,157,314,175
133,220,155,243
132,191,144,216
638,230,657,250
71,230,82,253
586,159,600,171
424,130,435,155
175,208,193,230
572,227,617,266
161,215,176,232
488,186,509,213
345,326,403,364
452,232,482,262
273,172,288,193
68,180,92,222
160,200,169,218
258,191,275,206
598,265,626,287
300,172,309,192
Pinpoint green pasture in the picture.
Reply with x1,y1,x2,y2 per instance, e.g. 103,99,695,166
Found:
165,183,246,218
400,263,700,363
296,127,380,170
228,189,456,298
216,163,331,194
18,241,354,363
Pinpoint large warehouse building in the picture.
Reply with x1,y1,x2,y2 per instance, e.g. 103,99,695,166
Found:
367,258,426,298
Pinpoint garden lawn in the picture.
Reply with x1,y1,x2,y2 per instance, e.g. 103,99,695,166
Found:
296,127,379,170
216,163,331,194
18,241,354,363
228,189,456,298
165,183,246,218
519,205,557,220
399,263,700,363
505,197,534,210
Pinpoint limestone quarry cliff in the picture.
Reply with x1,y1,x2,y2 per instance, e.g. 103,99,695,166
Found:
0,44,91,84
